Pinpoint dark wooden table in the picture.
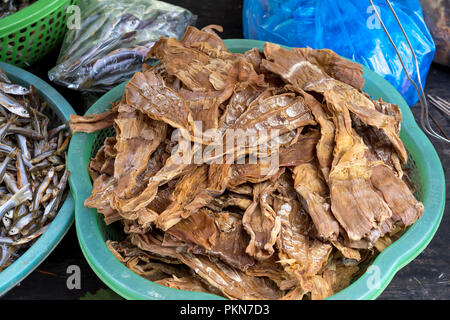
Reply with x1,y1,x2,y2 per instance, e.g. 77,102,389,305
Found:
2,0,449,300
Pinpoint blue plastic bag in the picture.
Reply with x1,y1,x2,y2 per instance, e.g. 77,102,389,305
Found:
243,0,435,106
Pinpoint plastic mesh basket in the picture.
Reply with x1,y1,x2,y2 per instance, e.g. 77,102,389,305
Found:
68,39,446,300
0,0,78,67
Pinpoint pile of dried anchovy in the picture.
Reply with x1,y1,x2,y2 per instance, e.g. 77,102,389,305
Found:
0,67,70,271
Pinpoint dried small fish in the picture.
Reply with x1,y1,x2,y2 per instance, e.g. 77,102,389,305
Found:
30,150,54,165
0,116,17,140
3,172,18,193
0,91,29,118
54,136,70,155
41,168,69,224
29,160,52,173
12,225,48,245
2,216,12,230
16,134,31,161
0,149,17,183
48,155,63,165
0,67,70,271
0,142,15,154
15,150,31,196
0,185,32,219
0,82,30,96
9,211,32,236
48,0,196,92
7,125,43,140
31,167,54,213
48,123,69,139
0,69,10,84
0,237,13,245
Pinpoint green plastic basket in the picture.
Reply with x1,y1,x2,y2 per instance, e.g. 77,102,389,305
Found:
0,61,75,296
0,0,78,67
68,39,446,300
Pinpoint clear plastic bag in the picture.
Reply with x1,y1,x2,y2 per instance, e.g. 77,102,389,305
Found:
48,0,196,92
243,0,436,106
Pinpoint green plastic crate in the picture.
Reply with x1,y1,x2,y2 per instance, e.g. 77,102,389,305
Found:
0,0,78,67
68,39,446,300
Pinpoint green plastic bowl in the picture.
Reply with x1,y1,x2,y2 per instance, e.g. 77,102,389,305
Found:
0,0,78,67
0,62,75,296
68,39,446,300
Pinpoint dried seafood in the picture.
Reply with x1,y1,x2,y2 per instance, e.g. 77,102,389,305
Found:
71,26,424,299
0,68,70,271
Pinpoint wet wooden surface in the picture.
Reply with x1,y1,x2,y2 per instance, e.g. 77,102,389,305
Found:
2,0,449,300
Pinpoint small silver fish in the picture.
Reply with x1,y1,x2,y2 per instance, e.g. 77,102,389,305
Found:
41,169,68,224
0,66,70,271
9,207,32,236
16,134,30,160
48,155,62,165
29,159,52,173
2,216,11,230
0,82,30,95
8,125,43,140
12,225,48,245
15,150,31,197
4,210,13,219
0,237,13,245
0,91,29,118
0,69,10,84
48,122,69,139
40,192,53,203
0,149,16,183
30,150,54,165
3,172,19,194
0,117,16,141
31,167,54,213
0,184,32,219
0,142,15,154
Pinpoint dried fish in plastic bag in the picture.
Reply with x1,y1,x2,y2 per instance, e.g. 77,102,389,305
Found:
48,0,196,92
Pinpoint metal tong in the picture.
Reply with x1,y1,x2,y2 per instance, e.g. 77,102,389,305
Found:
369,0,449,143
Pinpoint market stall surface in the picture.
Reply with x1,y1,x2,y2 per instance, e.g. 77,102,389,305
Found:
3,0,448,300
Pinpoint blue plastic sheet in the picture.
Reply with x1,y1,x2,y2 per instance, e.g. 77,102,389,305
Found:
243,0,435,106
